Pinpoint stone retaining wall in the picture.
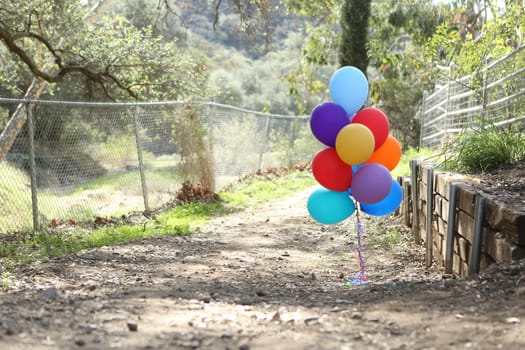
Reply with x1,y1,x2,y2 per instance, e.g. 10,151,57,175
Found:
398,161,525,277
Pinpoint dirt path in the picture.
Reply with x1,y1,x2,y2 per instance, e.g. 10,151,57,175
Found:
1,188,524,349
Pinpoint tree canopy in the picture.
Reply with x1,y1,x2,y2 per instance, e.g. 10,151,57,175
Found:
0,0,208,101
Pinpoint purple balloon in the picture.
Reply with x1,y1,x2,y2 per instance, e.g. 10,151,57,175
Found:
361,180,403,216
351,163,392,204
309,102,350,148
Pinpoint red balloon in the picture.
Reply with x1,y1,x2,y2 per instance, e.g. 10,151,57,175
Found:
352,108,390,150
312,148,353,192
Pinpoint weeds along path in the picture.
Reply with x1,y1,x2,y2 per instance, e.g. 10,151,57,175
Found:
1,188,524,349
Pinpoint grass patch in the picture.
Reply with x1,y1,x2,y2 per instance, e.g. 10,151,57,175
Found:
392,147,437,178
0,163,34,232
444,124,525,173
220,169,315,209
366,218,402,251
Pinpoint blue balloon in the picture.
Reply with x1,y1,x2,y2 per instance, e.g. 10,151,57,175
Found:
329,66,369,116
360,180,403,216
352,164,365,173
307,187,356,224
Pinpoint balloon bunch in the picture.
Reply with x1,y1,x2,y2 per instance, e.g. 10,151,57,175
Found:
307,66,403,224
306,66,404,286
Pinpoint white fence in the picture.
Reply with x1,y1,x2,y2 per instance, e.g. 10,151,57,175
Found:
419,45,525,150
0,99,310,233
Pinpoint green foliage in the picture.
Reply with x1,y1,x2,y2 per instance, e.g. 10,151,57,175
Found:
445,124,525,173
392,147,436,178
0,163,34,231
208,70,245,106
423,1,523,78
0,0,208,101
1,271,13,288
90,135,141,170
272,121,322,165
205,32,322,115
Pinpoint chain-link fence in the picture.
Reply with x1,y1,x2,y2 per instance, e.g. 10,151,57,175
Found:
419,45,525,150
0,99,313,233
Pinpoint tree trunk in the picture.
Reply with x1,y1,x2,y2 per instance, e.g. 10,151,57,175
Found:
0,0,113,162
339,0,371,75
0,79,47,161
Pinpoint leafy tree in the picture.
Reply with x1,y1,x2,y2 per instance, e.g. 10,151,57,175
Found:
424,0,523,78
365,0,452,148
0,0,208,161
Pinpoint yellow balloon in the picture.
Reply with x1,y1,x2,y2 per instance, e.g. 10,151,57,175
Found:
335,124,375,165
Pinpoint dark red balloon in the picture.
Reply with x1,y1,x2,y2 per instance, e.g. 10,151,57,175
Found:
351,108,390,150
312,148,353,192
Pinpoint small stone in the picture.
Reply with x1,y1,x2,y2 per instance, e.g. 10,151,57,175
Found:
255,289,268,297
351,312,363,320
389,326,403,335
505,317,520,324
304,317,320,326
5,327,15,336
387,321,403,335
75,339,86,346
349,333,361,342
40,317,50,328
43,287,58,302
239,343,250,350
127,320,138,332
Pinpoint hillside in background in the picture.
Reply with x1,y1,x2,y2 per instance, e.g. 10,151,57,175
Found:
179,0,307,59
176,0,330,115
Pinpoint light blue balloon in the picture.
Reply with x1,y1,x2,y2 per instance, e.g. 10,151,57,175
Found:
360,180,403,216
329,66,369,116
307,187,356,224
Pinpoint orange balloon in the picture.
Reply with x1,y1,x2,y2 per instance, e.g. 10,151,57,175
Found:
367,135,401,171
335,124,375,165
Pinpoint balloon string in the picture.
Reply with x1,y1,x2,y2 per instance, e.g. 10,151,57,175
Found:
345,203,368,287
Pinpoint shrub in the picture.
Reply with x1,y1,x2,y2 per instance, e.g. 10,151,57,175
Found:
445,123,525,173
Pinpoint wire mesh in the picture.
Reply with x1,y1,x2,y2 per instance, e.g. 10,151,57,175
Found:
419,45,525,150
0,99,311,233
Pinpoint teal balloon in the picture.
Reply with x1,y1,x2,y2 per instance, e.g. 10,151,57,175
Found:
329,66,369,116
307,187,356,224
361,180,403,216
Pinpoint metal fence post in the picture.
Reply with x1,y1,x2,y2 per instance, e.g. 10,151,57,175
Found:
419,90,428,148
481,56,493,125
133,107,150,213
425,167,434,267
257,114,271,170
470,195,487,275
444,65,453,141
445,184,458,274
410,159,421,244
26,102,39,232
